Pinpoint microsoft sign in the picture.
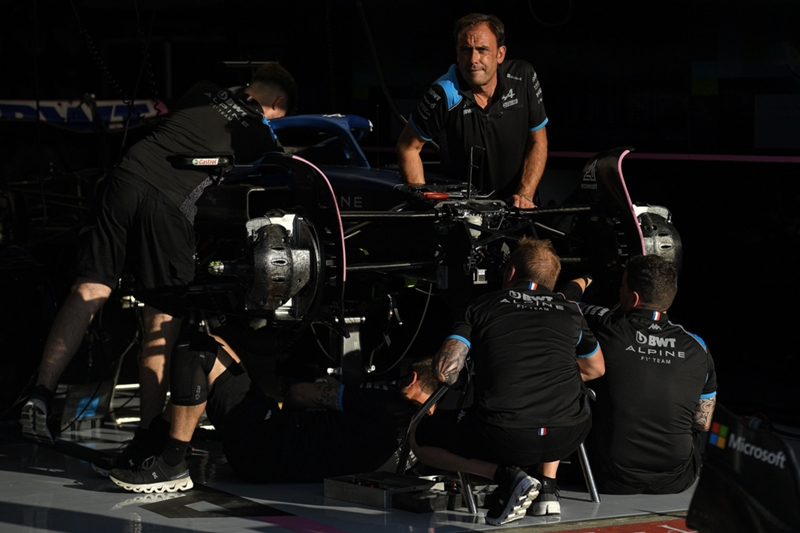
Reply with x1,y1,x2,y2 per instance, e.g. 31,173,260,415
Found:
710,422,787,469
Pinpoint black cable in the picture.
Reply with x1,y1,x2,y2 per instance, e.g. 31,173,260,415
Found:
55,306,142,437
120,2,161,153
355,0,406,126
325,0,338,111
373,282,435,376
354,0,440,157
69,0,128,100
32,0,47,230
4,294,141,436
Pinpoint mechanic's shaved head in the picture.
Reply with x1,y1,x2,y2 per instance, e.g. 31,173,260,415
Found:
507,237,561,290
399,355,437,410
410,356,438,395
249,62,297,115
454,13,505,47
623,255,678,312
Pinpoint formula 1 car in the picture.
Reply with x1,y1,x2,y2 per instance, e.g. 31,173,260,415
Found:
169,114,682,383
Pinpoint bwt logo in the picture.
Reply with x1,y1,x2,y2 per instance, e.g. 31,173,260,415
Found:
635,331,676,348
0,99,167,126
709,422,787,469
508,291,553,303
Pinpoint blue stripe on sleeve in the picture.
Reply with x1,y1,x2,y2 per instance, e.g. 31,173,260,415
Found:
409,116,432,142
337,385,345,412
577,341,601,359
688,332,708,351
445,335,471,350
700,391,717,399
530,117,549,132
435,65,463,109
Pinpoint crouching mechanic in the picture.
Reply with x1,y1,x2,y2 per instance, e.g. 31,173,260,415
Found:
566,255,717,494
410,237,605,525
109,334,437,493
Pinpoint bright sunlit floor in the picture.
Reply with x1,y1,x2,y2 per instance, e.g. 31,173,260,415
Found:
0,386,701,533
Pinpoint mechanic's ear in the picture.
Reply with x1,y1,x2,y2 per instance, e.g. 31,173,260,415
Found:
503,265,517,287
265,95,288,119
497,45,507,64
629,290,643,309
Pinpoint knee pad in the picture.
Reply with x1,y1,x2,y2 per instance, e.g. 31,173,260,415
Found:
170,337,219,406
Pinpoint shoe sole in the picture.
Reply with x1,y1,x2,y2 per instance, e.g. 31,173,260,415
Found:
91,462,111,477
485,477,540,526
531,499,560,516
21,402,54,444
109,475,194,494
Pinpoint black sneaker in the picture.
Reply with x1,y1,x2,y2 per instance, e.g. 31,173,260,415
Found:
92,419,172,476
109,455,193,493
529,477,560,515
92,432,154,477
485,467,540,526
21,396,54,444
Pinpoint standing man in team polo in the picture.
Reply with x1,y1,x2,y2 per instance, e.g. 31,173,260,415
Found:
396,13,548,208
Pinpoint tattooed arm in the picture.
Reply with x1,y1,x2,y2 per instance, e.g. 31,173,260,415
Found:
693,396,717,432
433,337,470,387
286,382,342,411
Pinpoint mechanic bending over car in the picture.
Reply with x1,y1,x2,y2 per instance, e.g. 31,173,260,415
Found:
21,64,297,459
396,13,548,209
410,237,605,526
561,255,717,495
108,333,438,492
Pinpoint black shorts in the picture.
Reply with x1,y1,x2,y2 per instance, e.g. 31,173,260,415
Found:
75,170,195,315
591,431,702,495
415,407,592,468
210,364,399,483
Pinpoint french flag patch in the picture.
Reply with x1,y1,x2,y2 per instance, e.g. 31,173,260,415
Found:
538,428,547,436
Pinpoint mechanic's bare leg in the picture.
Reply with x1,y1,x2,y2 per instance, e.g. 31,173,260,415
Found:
110,341,237,492
410,427,498,480
22,278,112,442
138,305,182,429
167,403,206,442
166,344,238,442
37,278,113,392
539,460,559,478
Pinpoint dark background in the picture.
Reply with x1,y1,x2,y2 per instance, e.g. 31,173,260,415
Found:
1,0,798,422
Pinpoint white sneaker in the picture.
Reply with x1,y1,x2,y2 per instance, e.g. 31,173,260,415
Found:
21,397,54,444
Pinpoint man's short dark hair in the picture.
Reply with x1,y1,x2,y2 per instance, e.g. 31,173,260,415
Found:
251,62,297,114
508,237,561,290
411,356,438,395
453,13,505,47
625,255,678,311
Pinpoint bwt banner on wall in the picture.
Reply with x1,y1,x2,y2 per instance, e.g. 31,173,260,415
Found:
0,100,169,129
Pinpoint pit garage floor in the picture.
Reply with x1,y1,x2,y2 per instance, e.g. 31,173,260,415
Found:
0,387,711,533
